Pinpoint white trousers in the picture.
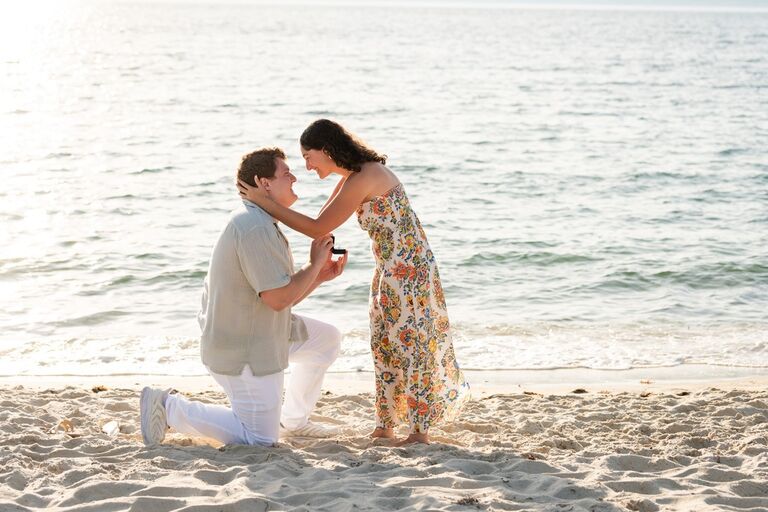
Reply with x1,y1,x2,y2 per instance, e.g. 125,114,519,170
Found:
165,315,341,446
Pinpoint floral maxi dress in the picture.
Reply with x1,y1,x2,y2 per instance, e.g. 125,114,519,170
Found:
357,183,470,433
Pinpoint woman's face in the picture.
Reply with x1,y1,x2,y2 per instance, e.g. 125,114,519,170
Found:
301,147,335,179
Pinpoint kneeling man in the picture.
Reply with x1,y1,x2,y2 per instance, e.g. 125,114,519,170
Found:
141,147,347,446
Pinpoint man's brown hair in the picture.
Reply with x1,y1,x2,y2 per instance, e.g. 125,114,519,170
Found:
237,147,286,186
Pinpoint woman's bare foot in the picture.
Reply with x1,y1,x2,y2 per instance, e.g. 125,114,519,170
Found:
392,432,429,446
370,427,395,439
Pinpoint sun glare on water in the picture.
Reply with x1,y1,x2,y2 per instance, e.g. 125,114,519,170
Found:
1,1,71,142
0,2,68,58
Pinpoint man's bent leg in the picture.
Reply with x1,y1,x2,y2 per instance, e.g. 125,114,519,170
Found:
281,315,342,430
165,394,253,445
166,366,283,446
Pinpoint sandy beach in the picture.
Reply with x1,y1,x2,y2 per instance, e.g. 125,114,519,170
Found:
1,371,766,511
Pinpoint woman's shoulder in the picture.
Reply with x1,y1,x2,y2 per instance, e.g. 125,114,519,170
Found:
359,160,390,174
360,161,399,183
351,163,400,200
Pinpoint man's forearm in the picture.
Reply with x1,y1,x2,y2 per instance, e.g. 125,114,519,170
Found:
286,263,322,307
293,275,324,306
261,262,321,311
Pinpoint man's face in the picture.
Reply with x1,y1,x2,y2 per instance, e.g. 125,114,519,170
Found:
260,158,298,207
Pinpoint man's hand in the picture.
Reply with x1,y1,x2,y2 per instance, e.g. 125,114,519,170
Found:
309,234,334,267
316,251,348,283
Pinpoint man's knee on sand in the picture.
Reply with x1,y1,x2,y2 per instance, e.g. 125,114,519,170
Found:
237,386,283,415
238,411,280,446
226,386,283,446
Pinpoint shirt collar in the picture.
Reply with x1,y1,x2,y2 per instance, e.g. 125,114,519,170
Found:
242,199,277,224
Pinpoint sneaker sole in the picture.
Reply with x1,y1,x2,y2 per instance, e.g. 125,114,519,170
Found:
140,387,167,446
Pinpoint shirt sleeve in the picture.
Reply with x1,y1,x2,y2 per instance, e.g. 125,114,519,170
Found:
235,224,292,295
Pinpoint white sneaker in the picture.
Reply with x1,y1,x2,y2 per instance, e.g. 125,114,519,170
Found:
280,421,340,439
140,387,170,446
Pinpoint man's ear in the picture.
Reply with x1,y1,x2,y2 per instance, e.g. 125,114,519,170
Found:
258,177,270,191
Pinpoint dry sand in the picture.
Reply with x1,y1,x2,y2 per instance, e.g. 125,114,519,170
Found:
0,372,766,511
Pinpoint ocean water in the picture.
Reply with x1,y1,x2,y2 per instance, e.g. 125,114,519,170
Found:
1,1,767,377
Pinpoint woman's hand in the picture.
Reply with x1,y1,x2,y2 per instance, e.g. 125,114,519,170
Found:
237,179,270,205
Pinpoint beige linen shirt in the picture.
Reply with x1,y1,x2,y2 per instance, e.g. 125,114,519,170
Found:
198,200,309,376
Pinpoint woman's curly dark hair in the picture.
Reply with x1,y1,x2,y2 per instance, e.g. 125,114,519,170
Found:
300,119,386,172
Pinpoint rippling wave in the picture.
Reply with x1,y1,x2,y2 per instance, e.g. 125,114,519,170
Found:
461,251,600,267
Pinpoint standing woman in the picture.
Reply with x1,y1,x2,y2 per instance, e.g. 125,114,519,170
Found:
238,119,470,445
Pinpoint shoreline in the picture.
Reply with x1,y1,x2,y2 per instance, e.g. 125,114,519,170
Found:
2,364,765,395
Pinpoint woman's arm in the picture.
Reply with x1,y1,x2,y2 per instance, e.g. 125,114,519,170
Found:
319,176,346,216
239,175,370,238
